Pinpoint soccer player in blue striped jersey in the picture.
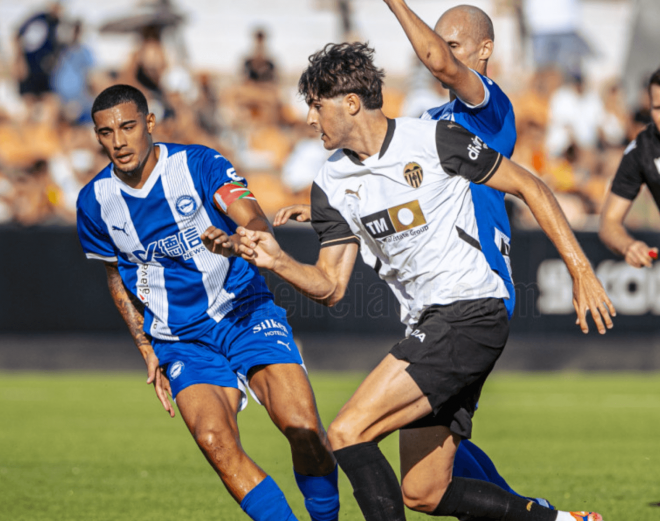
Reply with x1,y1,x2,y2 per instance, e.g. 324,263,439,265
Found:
383,0,549,507
76,85,339,521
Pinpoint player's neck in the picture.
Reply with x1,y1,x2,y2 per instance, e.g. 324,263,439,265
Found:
344,111,389,162
115,144,160,189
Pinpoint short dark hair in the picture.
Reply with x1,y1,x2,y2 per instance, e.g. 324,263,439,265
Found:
91,84,149,120
649,68,660,95
298,42,385,110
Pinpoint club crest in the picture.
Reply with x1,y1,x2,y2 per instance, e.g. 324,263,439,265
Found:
404,162,423,188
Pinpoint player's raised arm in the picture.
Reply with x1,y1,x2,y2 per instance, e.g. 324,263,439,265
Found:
383,0,487,106
103,262,175,417
238,228,358,307
481,158,616,334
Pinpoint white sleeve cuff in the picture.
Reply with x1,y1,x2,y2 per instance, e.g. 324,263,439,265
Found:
86,253,118,262
455,69,490,110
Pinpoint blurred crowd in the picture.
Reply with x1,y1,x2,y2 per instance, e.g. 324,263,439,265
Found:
0,1,658,231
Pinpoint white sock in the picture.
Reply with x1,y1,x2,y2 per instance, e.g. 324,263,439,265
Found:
555,513,576,521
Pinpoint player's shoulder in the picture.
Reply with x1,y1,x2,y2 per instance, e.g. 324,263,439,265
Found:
160,142,219,161
77,164,113,207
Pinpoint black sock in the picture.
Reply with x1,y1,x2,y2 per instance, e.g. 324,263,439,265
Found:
334,441,406,521
431,477,557,521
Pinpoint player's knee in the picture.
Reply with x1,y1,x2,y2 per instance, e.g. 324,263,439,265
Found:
193,425,242,463
401,477,448,513
327,417,360,450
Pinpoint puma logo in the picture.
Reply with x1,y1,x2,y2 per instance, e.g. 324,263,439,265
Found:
345,185,362,200
112,222,129,236
446,123,460,129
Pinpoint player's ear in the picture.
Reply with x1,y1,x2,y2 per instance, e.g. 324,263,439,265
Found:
145,112,156,133
345,93,361,116
480,39,493,61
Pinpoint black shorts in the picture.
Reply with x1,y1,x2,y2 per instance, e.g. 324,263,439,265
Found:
391,298,509,439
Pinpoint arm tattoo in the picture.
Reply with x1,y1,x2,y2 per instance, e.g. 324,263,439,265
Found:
104,263,152,354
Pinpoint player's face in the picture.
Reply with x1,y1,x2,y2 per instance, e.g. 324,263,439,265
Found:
650,84,660,132
93,102,156,177
306,96,351,150
435,15,485,75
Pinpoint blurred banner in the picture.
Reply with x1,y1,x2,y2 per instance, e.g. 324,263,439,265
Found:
1,226,659,335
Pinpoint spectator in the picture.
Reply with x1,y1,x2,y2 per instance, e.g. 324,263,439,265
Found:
13,2,62,100
244,29,277,84
51,20,95,124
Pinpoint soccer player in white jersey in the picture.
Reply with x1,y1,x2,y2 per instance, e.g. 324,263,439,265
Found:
205,44,612,521
384,0,555,506
75,85,340,521
273,3,546,507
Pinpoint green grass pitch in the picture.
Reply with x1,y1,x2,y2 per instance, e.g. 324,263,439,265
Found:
1,371,659,520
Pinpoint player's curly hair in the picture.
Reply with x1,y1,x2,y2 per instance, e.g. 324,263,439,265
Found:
91,84,149,119
649,67,660,95
298,42,385,110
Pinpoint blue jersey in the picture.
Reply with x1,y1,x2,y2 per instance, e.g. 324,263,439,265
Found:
76,143,272,341
422,71,516,318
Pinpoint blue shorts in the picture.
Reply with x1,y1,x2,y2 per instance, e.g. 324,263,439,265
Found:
152,299,304,409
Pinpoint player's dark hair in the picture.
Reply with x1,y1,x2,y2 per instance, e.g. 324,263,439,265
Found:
91,84,149,119
298,42,385,109
648,68,660,95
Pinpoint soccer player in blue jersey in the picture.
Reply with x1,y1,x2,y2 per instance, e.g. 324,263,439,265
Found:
76,85,339,521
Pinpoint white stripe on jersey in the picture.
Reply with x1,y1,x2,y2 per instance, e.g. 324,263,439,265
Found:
161,151,235,323
94,178,178,341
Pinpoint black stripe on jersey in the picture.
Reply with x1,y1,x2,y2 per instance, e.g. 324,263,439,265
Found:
343,119,396,165
311,182,360,249
456,226,482,251
473,152,502,184
435,120,502,184
379,119,396,159
374,258,383,274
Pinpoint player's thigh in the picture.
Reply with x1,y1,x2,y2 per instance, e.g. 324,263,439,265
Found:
176,383,243,440
248,363,322,432
399,425,460,510
328,354,433,448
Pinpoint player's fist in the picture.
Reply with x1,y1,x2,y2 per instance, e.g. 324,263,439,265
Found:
624,240,657,268
273,204,311,227
201,226,237,257
235,226,283,270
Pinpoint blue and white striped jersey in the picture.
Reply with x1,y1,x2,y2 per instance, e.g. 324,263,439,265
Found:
422,70,516,318
76,143,271,341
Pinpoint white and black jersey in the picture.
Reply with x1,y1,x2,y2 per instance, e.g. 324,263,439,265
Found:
311,117,509,328
611,124,660,208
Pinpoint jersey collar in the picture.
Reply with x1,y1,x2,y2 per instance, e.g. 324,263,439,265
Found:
343,118,396,166
111,143,167,198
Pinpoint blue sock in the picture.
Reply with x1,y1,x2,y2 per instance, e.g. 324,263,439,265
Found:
240,476,298,521
294,465,340,521
456,441,554,509
457,440,518,495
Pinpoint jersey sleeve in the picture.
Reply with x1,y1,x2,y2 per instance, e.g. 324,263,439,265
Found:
611,140,644,200
454,69,491,110
311,182,360,248
435,120,503,183
194,147,257,213
76,203,117,262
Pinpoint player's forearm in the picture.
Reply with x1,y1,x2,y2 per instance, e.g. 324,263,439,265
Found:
104,264,153,360
598,219,635,257
270,252,344,307
518,177,593,277
386,0,457,80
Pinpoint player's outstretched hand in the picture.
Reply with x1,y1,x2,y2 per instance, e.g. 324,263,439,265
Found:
201,226,238,257
624,240,658,268
235,226,283,270
571,268,616,335
273,204,311,227
146,351,175,418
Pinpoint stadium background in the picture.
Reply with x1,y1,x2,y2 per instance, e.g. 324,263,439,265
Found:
1,1,659,520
